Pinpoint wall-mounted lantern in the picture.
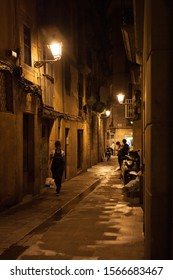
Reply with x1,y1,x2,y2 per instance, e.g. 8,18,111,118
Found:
100,109,111,118
117,93,126,104
34,42,63,68
105,110,111,117
8,50,18,58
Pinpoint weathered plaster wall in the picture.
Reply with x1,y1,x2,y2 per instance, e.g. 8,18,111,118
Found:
143,0,172,259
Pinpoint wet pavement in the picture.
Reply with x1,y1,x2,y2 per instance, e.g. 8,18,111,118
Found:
0,156,144,260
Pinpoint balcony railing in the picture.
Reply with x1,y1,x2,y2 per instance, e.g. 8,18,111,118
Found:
125,99,133,118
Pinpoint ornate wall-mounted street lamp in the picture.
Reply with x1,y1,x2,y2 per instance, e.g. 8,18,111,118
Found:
34,42,63,68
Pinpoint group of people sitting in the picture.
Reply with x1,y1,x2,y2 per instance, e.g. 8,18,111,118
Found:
103,139,130,164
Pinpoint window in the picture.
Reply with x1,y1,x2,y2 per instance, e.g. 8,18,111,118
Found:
0,71,13,112
23,24,31,66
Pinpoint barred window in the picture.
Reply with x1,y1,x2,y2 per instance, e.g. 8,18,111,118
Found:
0,71,13,112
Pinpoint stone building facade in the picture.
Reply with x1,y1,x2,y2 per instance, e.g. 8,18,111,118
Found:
0,0,110,209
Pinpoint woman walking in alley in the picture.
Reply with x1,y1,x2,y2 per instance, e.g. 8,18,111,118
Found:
50,140,65,195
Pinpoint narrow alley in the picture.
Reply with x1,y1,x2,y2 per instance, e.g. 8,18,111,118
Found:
1,0,173,261
0,156,144,260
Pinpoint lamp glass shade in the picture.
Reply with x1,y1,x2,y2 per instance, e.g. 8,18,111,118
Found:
49,43,62,60
105,110,111,117
117,93,125,104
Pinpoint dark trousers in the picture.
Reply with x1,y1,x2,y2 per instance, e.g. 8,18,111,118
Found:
52,170,63,193
54,177,62,193
118,152,126,168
